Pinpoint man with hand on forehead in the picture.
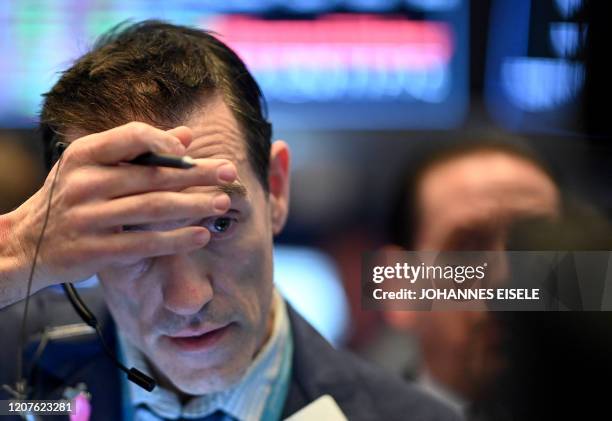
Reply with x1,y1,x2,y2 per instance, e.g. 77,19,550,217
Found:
0,21,458,421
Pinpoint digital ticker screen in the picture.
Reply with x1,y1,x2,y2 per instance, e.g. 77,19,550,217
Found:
0,0,469,130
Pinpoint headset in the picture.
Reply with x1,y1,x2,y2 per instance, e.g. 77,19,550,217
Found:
8,140,156,400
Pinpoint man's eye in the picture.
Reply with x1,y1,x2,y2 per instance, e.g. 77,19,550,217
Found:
204,216,237,235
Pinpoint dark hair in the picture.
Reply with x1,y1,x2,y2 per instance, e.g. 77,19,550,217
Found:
40,20,272,190
387,136,561,249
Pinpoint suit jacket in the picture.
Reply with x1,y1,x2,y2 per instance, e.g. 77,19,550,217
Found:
0,288,460,421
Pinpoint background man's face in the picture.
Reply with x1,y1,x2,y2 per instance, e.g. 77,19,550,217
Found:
407,151,559,399
95,96,276,395
415,150,560,252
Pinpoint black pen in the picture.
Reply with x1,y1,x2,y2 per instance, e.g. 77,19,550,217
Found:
53,141,195,169
129,152,196,169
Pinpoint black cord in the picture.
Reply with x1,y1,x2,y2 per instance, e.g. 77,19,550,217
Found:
62,283,156,392
11,142,156,397
14,150,65,398
61,283,98,328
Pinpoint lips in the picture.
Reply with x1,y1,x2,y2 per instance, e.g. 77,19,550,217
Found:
166,323,232,352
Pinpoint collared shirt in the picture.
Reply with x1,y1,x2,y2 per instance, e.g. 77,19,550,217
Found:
117,290,292,421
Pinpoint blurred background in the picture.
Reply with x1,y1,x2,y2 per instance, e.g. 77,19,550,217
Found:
1,1,611,418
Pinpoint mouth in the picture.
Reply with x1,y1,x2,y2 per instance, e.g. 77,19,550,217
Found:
165,323,233,352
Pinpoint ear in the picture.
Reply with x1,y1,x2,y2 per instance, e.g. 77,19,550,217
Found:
268,140,291,235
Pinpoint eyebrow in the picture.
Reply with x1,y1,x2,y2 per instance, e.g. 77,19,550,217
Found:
216,182,248,198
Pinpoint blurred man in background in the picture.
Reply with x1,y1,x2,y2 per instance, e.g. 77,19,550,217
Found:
383,139,561,416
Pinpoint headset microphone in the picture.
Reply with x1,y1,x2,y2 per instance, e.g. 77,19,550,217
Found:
61,283,156,392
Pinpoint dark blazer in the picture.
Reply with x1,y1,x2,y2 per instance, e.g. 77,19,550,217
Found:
0,288,460,421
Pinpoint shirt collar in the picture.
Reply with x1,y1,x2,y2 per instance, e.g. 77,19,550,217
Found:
118,289,291,420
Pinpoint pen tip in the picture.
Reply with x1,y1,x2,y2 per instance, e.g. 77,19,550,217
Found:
182,156,196,167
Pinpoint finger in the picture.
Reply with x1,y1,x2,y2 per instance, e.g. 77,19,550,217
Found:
166,126,193,149
69,158,237,199
80,191,230,229
67,121,186,166
87,227,211,266
99,226,210,264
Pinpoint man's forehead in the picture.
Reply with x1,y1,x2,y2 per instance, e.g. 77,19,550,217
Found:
421,152,554,196
62,95,254,198
418,152,559,223
184,97,255,199
184,95,248,165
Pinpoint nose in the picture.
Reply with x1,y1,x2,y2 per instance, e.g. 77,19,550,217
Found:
160,253,213,316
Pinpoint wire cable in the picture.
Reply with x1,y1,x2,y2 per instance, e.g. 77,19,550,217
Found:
14,151,65,398
9,140,156,396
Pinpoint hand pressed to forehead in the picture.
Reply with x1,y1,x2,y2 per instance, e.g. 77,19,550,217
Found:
7,121,243,292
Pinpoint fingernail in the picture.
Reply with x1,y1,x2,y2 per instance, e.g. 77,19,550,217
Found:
213,194,230,212
217,163,236,182
194,230,209,244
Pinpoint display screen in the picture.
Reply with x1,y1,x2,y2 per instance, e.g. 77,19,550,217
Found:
0,0,469,130
485,0,586,133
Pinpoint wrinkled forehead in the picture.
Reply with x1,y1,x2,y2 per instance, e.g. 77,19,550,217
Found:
183,95,249,166
183,96,262,200
64,95,258,197
62,94,249,164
